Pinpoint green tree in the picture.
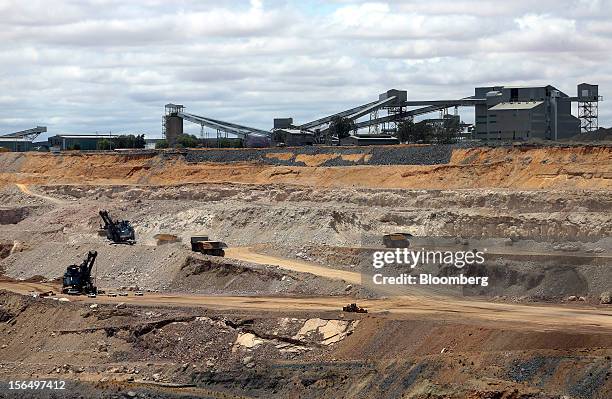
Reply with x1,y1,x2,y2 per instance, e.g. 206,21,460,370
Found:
328,116,356,144
134,134,145,148
413,120,433,143
218,138,243,148
97,139,112,150
113,135,128,148
396,120,415,143
176,134,200,148
441,116,461,144
111,134,146,149
155,139,169,149
430,116,460,144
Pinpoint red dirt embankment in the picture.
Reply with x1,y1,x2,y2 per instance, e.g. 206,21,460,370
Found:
0,146,610,190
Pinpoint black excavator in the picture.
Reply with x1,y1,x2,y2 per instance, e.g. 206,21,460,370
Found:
62,251,98,295
99,210,136,244
342,303,368,313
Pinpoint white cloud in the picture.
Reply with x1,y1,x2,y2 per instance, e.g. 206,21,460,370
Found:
327,3,482,40
0,0,610,137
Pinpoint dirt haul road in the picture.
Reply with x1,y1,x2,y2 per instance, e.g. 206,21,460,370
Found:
225,247,363,284
15,183,66,204
2,272,611,334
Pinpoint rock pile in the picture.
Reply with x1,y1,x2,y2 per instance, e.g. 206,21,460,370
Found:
182,145,453,166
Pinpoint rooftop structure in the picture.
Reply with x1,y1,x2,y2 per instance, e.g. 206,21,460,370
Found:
473,85,590,140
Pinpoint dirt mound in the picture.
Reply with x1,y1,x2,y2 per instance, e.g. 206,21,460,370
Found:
0,144,610,398
73,184,608,246
2,179,609,302
22,274,48,283
170,255,371,297
566,127,612,142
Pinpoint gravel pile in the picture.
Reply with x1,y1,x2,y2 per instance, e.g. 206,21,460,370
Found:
181,145,453,166
367,144,452,165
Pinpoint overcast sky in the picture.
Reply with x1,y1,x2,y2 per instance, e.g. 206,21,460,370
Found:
1,0,610,139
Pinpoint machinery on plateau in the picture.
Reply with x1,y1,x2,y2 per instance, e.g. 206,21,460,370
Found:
190,236,226,257
62,251,98,295
99,210,136,244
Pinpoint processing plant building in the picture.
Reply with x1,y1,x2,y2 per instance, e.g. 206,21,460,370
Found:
165,83,601,146
474,84,599,141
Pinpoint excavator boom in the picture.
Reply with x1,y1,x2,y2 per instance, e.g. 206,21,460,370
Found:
62,251,98,295
99,210,136,244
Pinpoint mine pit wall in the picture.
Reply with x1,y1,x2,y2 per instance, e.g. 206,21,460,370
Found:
10,182,607,300
0,145,610,190
34,183,612,245
36,182,612,213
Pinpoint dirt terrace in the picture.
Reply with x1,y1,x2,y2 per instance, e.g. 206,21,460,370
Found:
0,145,610,190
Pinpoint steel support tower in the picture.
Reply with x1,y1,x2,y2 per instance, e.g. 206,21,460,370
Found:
577,83,601,133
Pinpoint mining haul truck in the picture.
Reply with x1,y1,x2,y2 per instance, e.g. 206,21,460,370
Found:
191,236,225,257
62,251,98,295
99,210,136,244
383,233,412,248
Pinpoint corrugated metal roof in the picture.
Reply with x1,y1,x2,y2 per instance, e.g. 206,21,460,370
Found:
489,101,544,110
502,85,551,89
51,135,118,139
0,137,31,142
